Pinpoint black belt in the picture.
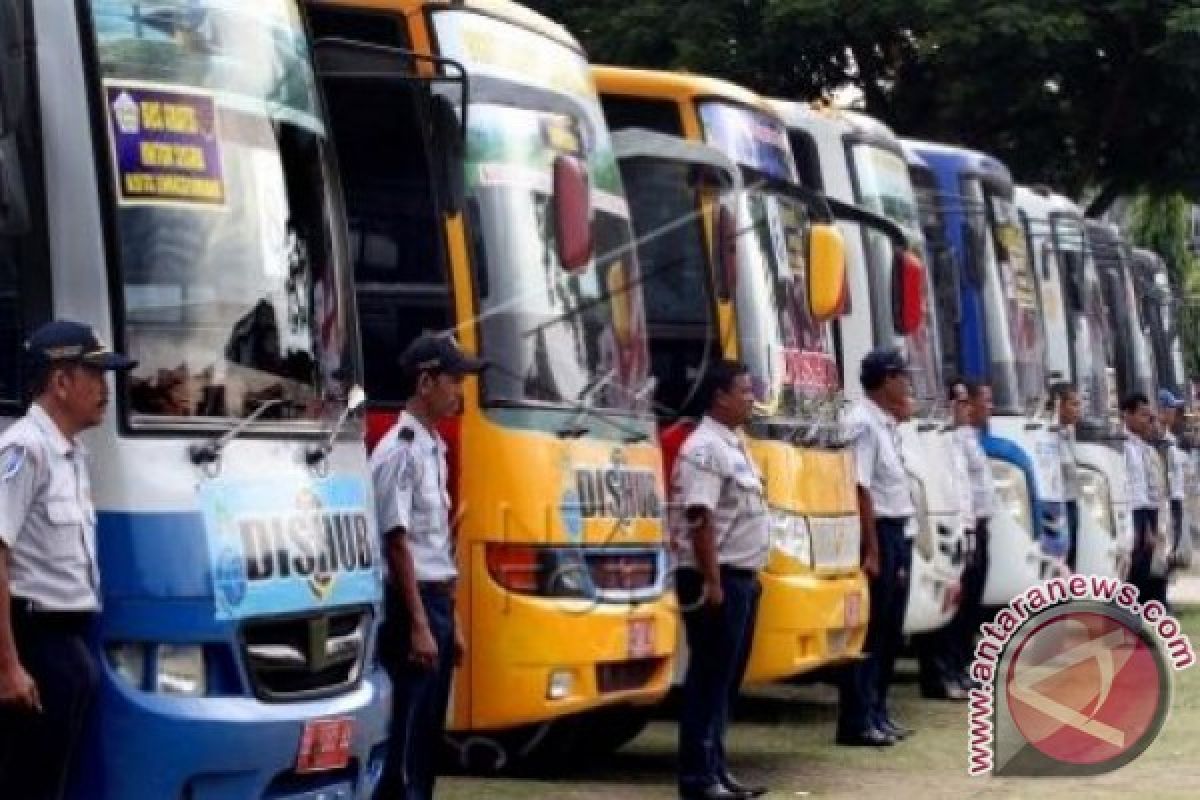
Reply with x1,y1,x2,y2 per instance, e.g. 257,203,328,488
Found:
10,598,96,631
417,579,457,596
718,566,757,581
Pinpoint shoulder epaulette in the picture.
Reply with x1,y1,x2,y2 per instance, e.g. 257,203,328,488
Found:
398,427,415,443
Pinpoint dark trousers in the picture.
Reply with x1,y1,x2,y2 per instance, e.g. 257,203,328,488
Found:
1171,498,1185,556
839,518,912,735
1065,500,1080,571
677,567,761,792
377,585,456,800
0,607,98,800
1129,509,1167,606
916,519,989,692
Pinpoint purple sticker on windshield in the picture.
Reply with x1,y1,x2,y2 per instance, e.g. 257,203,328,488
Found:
105,81,226,209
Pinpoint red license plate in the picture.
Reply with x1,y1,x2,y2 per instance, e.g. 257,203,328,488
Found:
296,717,354,774
844,593,863,627
628,617,656,659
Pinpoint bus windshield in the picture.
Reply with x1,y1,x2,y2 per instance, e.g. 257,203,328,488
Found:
87,0,357,426
697,102,839,425
1054,216,1118,429
432,11,649,416
850,143,945,418
978,182,1044,415
620,156,720,418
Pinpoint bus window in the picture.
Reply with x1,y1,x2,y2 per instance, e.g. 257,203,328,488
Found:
0,0,47,411
319,59,452,408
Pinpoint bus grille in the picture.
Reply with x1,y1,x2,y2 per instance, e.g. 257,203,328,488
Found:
585,549,662,594
596,658,663,694
241,609,370,701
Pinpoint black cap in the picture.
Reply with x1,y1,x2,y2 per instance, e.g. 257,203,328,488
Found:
860,347,907,388
399,333,486,377
25,320,137,371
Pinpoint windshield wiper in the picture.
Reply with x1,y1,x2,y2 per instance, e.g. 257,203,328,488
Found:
557,368,617,438
188,397,284,467
305,386,367,467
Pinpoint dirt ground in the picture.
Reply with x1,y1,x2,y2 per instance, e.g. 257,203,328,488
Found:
439,605,1200,799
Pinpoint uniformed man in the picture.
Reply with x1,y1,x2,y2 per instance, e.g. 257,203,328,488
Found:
1054,383,1083,571
0,320,136,800
371,333,484,800
1158,389,1188,571
1122,392,1164,605
837,349,915,747
672,359,769,800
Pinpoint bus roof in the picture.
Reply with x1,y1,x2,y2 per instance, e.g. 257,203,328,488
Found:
904,139,1014,196
592,66,774,114
307,0,583,54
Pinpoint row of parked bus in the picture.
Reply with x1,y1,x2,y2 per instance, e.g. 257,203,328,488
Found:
0,0,1186,797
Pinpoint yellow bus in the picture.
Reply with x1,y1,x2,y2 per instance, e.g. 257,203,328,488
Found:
595,67,868,684
303,0,677,765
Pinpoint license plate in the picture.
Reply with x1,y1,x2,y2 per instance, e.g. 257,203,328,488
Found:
628,617,656,659
296,717,354,774
844,592,863,627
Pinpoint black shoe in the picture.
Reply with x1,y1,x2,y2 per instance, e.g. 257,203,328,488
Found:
719,772,768,799
880,719,915,740
680,784,745,800
835,728,895,747
921,681,967,701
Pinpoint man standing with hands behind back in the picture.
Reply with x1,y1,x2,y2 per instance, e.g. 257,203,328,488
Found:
672,359,769,800
837,348,917,747
0,320,136,800
371,333,485,800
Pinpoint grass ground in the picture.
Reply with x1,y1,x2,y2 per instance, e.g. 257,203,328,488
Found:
438,607,1200,799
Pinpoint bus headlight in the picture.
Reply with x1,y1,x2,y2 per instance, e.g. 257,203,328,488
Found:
770,509,812,567
156,645,207,697
991,460,1034,539
107,643,207,696
1077,468,1116,540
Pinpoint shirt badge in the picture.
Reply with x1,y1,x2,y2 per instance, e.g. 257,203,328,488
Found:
1,446,25,483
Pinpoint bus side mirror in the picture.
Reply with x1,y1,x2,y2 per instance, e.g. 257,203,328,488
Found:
808,223,846,322
0,0,24,138
431,95,465,216
894,249,926,335
553,154,593,272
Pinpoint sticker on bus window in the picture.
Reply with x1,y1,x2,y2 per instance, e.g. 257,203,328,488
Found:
104,80,227,209
200,475,381,620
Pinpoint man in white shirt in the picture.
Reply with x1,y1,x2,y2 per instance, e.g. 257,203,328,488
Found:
1122,392,1163,605
837,349,916,747
371,334,484,800
672,360,769,800
1054,383,1084,570
1159,389,1188,570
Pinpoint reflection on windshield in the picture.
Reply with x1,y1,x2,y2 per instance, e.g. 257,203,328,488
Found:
466,103,650,414
1055,217,1117,425
851,145,944,417
971,183,1040,415
89,0,355,424
735,190,839,422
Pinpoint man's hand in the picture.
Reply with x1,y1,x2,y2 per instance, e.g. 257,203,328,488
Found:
862,549,881,580
703,578,725,608
409,623,438,671
0,661,40,712
452,625,466,668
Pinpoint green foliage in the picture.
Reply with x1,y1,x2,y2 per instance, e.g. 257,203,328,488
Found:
1127,193,1200,378
526,0,1200,215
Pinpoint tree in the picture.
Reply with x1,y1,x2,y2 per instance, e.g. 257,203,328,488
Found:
526,0,1200,215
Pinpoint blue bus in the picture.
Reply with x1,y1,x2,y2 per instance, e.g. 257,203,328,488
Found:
905,141,1061,604
0,1,389,796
